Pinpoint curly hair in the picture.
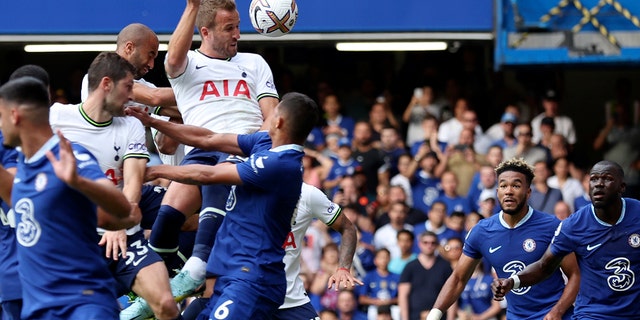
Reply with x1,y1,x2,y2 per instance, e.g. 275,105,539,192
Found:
495,158,535,186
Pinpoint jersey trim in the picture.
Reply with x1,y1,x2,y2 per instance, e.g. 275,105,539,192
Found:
122,153,151,161
325,207,342,227
257,92,279,101
79,103,112,127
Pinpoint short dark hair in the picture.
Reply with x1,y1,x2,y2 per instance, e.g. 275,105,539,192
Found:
9,64,50,88
397,229,415,241
495,158,535,186
87,52,136,93
0,77,50,110
279,92,319,143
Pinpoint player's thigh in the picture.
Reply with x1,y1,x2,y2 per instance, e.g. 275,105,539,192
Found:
110,232,164,296
68,303,119,320
272,302,320,320
130,261,172,303
208,277,284,320
1,299,22,320
161,181,202,215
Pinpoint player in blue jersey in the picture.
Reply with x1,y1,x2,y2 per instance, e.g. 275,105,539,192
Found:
0,64,52,320
493,160,640,319
426,158,580,320
0,77,140,319
138,92,319,319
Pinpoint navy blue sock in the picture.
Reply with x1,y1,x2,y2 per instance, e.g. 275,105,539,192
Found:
192,210,225,261
149,205,186,253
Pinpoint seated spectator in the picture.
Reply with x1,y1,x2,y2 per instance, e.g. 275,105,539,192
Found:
458,262,502,320
536,116,555,150
531,89,577,146
503,123,549,165
438,97,479,147
467,165,498,213
374,202,414,260
445,128,486,195
358,248,400,320
490,112,518,150
529,160,563,214
309,243,341,312
574,172,591,210
375,185,427,229
369,102,401,144
547,156,583,212
409,115,446,157
434,171,473,216
387,229,417,275
379,127,406,178
485,104,521,141
324,138,361,197
441,237,464,269
352,121,390,199
407,149,445,215
477,189,498,218
322,94,356,140
403,85,442,146
554,201,572,221
389,154,414,207
336,289,367,320
412,201,463,251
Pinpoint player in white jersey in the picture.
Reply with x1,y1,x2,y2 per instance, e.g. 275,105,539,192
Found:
146,0,280,300
52,52,179,320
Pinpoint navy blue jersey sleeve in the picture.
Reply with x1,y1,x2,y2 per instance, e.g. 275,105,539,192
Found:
0,146,18,169
237,131,271,156
550,219,578,257
462,224,484,259
236,150,287,190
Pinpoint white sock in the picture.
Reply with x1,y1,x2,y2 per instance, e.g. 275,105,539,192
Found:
181,257,207,281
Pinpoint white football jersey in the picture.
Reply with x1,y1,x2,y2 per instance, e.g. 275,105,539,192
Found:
281,183,342,309
168,50,278,153
50,103,150,234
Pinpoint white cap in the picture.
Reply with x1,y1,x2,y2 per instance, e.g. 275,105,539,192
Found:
479,189,497,202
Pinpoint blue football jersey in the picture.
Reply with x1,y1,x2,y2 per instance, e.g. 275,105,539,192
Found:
12,136,118,318
411,172,442,214
207,132,303,296
551,198,640,319
0,132,21,302
464,207,572,320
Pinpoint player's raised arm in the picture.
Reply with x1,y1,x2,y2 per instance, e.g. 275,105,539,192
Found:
146,163,242,186
165,0,200,78
126,107,244,155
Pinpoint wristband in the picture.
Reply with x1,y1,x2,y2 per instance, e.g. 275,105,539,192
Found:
337,267,350,273
152,106,162,115
510,274,521,289
426,308,443,320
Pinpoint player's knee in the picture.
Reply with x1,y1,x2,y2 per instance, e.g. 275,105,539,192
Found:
150,295,179,320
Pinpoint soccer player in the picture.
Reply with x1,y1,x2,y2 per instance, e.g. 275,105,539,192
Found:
0,77,138,319
492,160,640,319
51,52,178,319
148,0,280,298
426,158,580,320
141,92,318,318
0,64,52,320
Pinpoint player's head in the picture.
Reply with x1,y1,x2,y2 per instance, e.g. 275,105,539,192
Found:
197,0,240,59
87,52,135,116
589,160,625,209
116,23,159,79
495,158,534,216
9,64,51,104
0,77,50,147
270,92,319,144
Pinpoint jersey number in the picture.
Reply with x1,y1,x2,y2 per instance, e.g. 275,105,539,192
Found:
124,240,149,266
213,300,234,319
105,169,118,185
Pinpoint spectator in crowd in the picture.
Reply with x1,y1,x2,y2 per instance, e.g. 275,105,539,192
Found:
358,248,400,320
461,109,493,155
322,133,342,160
554,201,572,220
387,229,417,275
441,237,464,269
310,243,342,312
435,171,473,217
409,115,446,157
389,154,414,207
320,309,339,320
398,231,453,320
369,102,400,143
548,133,569,162
324,138,361,197
445,128,486,196
336,289,367,320
489,112,518,150
503,123,549,165
406,148,445,215
464,211,484,234
457,262,502,320
303,148,334,189
467,165,498,213
531,89,576,146
374,202,414,260
529,160,564,214
573,173,591,210
375,185,426,229
366,184,392,224
412,201,463,251
477,189,498,218
403,86,441,146
547,157,583,212
334,177,372,231
352,121,389,199
379,127,405,178
536,116,555,150
438,97,478,147
322,94,356,140
486,104,521,141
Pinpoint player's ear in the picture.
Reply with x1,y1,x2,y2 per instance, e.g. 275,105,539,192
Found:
124,41,135,55
100,77,113,92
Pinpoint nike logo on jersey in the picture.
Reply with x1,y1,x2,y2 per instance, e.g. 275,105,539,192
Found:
195,65,207,70
489,246,502,253
587,243,602,251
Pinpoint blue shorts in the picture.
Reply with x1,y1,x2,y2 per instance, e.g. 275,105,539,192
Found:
29,303,118,320
138,184,166,230
196,277,286,320
2,299,22,320
105,231,163,296
273,302,319,320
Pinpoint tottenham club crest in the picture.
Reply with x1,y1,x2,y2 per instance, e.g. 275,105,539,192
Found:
523,238,536,252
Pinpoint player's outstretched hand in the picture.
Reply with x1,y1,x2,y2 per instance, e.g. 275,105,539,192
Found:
327,267,363,291
491,278,513,301
125,106,154,127
99,229,128,260
46,130,79,187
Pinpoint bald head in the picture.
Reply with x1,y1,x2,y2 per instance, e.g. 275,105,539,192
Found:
116,23,157,51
